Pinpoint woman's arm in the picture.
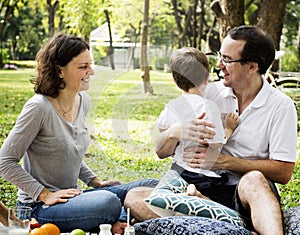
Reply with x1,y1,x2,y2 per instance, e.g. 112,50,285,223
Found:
0,98,46,200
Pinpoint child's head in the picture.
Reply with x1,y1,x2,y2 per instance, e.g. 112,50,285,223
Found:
170,47,209,92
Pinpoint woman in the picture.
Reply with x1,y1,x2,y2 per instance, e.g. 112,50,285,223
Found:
0,33,157,233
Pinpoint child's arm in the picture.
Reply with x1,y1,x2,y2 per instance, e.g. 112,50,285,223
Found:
224,113,240,140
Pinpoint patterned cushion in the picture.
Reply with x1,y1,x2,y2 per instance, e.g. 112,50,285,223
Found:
144,170,245,227
283,206,300,235
134,216,252,235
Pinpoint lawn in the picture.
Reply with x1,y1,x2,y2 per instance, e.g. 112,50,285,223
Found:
0,67,299,210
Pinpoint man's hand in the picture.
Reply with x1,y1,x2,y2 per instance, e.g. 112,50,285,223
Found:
176,112,215,143
38,188,81,206
173,119,215,144
183,146,223,171
156,112,215,159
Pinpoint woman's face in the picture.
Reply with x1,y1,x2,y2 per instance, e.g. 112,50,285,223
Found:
60,49,94,92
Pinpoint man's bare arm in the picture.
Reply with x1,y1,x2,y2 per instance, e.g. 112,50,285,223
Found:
185,152,294,184
218,154,294,184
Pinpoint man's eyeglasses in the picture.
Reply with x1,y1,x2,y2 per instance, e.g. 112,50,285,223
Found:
216,51,249,66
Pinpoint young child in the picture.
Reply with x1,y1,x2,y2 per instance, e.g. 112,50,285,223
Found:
157,47,239,179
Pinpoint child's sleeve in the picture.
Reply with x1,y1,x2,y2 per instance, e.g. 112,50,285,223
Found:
157,105,179,131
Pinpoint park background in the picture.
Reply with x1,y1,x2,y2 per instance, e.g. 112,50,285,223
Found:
0,0,299,211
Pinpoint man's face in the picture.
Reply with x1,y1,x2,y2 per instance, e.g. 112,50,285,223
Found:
217,36,248,89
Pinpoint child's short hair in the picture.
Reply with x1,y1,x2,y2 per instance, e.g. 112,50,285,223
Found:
170,47,209,92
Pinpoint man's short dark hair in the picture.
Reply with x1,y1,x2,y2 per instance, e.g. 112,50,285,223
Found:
228,25,275,74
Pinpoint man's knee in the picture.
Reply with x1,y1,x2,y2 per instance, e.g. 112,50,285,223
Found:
239,170,267,191
238,170,279,205
124,187,159,222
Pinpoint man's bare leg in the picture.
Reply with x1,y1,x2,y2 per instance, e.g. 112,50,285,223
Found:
0,201,8,226
238,171,283,235
124,187,160,222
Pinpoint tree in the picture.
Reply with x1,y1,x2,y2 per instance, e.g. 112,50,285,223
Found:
59,0,100,41
168,0,219,51
47,0,59,37
210,0,245,41
140,0,153,94
104,9,115,70
298,22,300,62
211,0,288,71
11,1,46,60
0,0,20,67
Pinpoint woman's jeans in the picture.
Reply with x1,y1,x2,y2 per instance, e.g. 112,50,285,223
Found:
18,178,158,232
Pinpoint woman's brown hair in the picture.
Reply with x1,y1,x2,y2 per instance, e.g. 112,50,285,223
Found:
31,33,90,97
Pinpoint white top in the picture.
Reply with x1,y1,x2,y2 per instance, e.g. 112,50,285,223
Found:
203,78,298,184
157,93,226,177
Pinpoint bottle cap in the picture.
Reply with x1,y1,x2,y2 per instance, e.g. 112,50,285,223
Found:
99,224,112,230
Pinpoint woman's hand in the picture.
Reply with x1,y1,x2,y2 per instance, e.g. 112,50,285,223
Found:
112,222,128,234
88,177,122,188
38,188,82,206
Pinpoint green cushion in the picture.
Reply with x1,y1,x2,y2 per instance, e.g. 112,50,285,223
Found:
144,170,245,227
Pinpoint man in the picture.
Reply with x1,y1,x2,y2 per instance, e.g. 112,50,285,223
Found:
125,26,297,235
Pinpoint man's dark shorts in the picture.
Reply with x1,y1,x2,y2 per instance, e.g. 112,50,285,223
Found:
172,164,280,230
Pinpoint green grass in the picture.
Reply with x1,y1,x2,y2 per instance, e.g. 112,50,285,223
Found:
0,67,299,210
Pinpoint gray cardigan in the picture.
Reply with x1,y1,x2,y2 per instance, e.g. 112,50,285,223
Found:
0,92,96,203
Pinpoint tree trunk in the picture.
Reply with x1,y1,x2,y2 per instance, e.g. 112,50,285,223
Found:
197,0,206,50
104,10,115,70
140,0,153,94
192,0,198,48
210,0,245,42
126,23,140,70
0,0,18,68
298,22,300,63
256,0,287,51
256,0,287,71
47,0,59,37
172,0,183,47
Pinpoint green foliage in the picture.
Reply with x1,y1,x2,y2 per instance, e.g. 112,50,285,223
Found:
0,177,17,208
284,0,300,47
91,46,109,65
0,48,10,66
149,55,170,71
279,158,300,210
281,46,300,72
9,60,36,68
60,0,100,40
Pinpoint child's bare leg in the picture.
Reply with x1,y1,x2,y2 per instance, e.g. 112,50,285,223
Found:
185,184,210,200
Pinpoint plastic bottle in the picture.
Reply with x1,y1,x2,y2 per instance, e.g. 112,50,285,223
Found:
124,226,135,235
99,224,112,235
